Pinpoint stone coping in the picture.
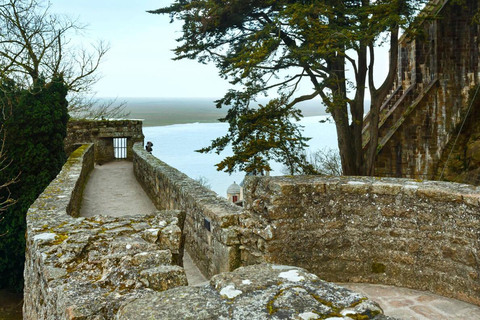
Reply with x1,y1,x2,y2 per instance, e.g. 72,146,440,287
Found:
241,174,480,306
23,144,188,319
117,263,396,320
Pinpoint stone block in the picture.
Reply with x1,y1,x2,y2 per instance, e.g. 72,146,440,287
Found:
139,265,188,291
117,264,393,320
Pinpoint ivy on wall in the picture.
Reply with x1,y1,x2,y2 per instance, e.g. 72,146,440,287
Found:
0,76,69,291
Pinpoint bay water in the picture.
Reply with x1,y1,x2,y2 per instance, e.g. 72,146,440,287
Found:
130,97,339,197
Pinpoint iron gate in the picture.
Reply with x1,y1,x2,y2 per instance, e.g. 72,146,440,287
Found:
113,138,127,159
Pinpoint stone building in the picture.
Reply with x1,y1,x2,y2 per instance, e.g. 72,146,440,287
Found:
65,119,144,163
226,181,241,203
366,0,480,184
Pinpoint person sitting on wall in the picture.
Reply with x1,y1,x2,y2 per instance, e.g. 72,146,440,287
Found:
145,141,153,153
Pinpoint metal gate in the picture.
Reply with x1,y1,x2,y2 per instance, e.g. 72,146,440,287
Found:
113,138,127,159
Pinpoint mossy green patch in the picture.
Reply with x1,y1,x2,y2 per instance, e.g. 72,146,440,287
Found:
52,233,69,245
371,262,386,273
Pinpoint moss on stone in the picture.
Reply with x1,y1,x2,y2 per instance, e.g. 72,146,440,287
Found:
371,262,386,274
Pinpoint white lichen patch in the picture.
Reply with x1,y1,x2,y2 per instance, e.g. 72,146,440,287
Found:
272,265,296,271
242,280,251,285
219,285,242,299
146,228,160,234
299,311,320,320
347,181,366,185
158,220,167,227
33,233,57,242
278,269,305,282
340,309,355,316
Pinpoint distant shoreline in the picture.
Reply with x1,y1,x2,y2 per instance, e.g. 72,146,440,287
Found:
105,97,329,127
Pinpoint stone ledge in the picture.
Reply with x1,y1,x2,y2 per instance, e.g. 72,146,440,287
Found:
133,143,243,278
117,263,397,320
24,144,188,319
241,175,480,306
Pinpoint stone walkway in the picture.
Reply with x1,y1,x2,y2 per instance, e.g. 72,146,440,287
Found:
340,283,480,319
83,161,480,319
80,161,157,217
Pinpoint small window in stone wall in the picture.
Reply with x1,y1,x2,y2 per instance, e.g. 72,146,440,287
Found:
113,138,127,159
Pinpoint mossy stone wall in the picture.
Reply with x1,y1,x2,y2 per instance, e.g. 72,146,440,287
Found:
133,143,243,279
241,175,480,306
65,119,144,163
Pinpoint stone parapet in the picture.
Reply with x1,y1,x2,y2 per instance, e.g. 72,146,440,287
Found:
117,263,395,320
241,175,480,306
23,144,187,319
133,143,243,279
65,119,144,163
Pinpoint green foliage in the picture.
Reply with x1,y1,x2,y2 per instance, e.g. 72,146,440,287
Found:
0,76,69,291
197,96,316,175
151,0,425,175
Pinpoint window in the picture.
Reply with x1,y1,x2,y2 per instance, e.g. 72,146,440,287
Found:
233,195,238,203
113,138,127,159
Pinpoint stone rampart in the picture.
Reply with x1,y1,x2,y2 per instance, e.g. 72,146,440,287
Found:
372,0,480,180
23,144,188,319
65,119,144,162
240,175,480,306
132,143,243,279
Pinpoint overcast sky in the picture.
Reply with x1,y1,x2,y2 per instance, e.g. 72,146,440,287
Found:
50,0,232,98
50,0,389,100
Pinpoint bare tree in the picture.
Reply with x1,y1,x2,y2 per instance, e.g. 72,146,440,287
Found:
0,0,105,89
281,147,342,176
67,94,130,120
0,118,18,236
308,148,342,176
0,130,17,208
0,0,128,118
195,175,212,190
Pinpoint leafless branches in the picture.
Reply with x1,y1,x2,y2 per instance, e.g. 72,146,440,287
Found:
0,0,107,92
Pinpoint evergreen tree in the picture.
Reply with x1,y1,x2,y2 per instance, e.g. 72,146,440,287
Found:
197,97,317,174
0,76,69,291
150,0,425,175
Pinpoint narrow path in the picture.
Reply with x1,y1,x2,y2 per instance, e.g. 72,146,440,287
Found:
183,252,209,286
80,161,480,318
80,161,156,217
80,160,208,288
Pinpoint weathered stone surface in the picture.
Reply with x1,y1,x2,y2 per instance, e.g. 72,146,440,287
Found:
26,120,480,319
241,175,480,306
65,119,144,163
117,264,396,320
371,0,480,183
133,143,243,278
24,144,188,320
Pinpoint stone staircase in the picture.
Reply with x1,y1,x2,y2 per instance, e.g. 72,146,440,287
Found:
362,77,439,154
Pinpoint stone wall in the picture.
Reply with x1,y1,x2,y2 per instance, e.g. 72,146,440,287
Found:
240,175,480,306
65,119,144,163
132,143,243,279
371,0,480,180
23,144,188,319
117,263,393,320
25,125,480,318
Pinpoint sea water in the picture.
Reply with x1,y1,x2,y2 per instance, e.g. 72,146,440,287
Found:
142,115,338,197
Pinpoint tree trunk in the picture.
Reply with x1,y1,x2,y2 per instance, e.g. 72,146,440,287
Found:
365,26,399,176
